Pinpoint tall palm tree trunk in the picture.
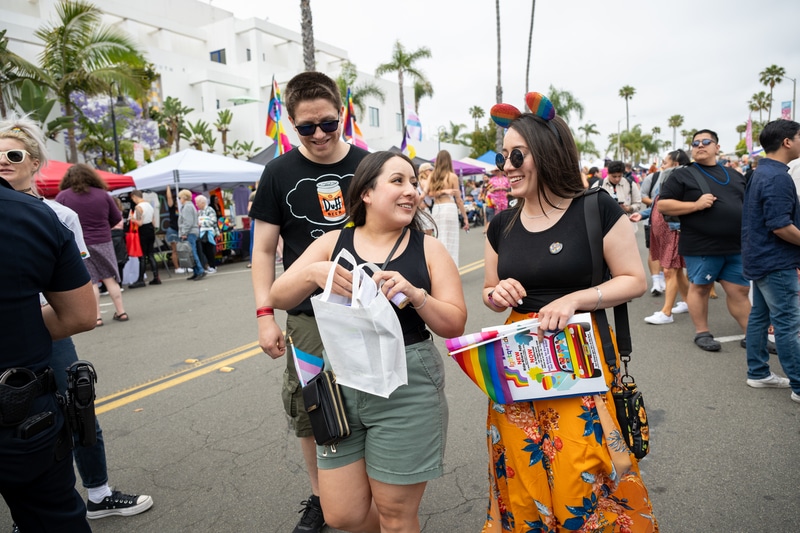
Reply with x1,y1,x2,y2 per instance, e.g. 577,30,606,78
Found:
524,1,536,95
495,0,503,153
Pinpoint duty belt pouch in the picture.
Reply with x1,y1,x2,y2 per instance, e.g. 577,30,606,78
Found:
302,371,350,453
612,378,649,459
0,368,51,427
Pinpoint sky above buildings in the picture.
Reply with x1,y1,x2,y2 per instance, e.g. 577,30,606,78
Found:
220,0,800,159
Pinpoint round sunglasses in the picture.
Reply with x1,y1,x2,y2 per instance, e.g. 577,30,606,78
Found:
495,149,526,171
0,149,31,164
294,118,340,137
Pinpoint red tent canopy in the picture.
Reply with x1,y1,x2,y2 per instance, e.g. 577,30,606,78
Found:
34,161,135,198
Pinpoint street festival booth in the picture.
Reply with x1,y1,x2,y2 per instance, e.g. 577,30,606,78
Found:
127,149,264,264
35,160,135,198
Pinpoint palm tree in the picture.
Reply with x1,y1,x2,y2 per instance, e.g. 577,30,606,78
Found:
469,106,485,132
160,96,194,153
619,85,636,131
494,0,503,152
575,138,600,160
442,121,468,145
749,91,771,123
184,119,211,151
524,1,536,94
214,109,233,155
759,64,786,121
667,114,684,149
651,126,661,139
578,122,599,144
736,123,747,141
35,0,146,162
0,29,50,119
548,85,584,125
334,60,385,119
413,80,433,115
299,0,315,71
374,41,431,142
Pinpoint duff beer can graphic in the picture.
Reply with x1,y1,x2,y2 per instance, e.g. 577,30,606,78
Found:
317,180,346,221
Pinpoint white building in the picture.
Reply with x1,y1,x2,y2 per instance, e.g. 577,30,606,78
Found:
2,0,455,161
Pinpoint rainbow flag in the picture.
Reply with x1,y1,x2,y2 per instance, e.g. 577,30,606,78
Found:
450,339,513,404
342,87,368,150
291,341,324,387
265,76,293,158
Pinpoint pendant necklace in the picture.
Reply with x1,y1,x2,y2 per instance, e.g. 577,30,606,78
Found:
521,198,565,219
693,162,729,186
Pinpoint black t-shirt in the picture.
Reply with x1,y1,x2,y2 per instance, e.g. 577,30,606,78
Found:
249,145,369,314
658,163,745,256
0,179,90,371
487,192,623,313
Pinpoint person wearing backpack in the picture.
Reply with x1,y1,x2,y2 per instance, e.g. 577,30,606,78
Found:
639,165,665,295
658,129,750,352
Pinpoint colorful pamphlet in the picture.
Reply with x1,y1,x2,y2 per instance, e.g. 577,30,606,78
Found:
445,313,607,403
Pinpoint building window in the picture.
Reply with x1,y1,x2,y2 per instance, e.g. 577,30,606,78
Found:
369,107,380,127
210,49,226,64
246,48,251,61
216,99,220,109
396,113,402,132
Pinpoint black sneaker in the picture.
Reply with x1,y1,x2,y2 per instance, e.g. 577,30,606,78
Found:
293,495,325,532
11,524,20,533
128,281,146,289
86,490,154,519
149,278,162,285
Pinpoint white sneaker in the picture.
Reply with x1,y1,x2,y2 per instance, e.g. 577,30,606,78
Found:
644,311,673,324
205,267,217,274
671,301,689,314
746,373,790,388
175,268,186,274
791,392,800,404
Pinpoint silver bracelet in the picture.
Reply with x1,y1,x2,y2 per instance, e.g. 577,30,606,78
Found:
591,286,603,312
411,288,428,310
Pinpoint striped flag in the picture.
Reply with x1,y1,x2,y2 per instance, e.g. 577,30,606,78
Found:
291,340,324,387
265,76,292,158
342,87,368,150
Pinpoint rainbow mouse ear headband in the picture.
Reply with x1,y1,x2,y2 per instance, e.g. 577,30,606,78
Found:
490,92,559,139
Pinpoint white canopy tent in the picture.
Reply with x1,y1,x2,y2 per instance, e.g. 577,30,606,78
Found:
128,149,264,191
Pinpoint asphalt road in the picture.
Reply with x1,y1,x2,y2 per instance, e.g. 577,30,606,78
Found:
3,224,798,532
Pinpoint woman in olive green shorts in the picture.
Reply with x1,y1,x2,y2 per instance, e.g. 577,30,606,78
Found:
271,151,467,532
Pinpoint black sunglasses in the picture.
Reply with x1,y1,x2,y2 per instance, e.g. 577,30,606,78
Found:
0,149,30,164
691,139,715,148
495,149,526,171
295,117,340,137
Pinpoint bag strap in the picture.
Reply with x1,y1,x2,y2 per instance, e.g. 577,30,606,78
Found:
583,189,632,377
381,227,408,270
647,171,660,198
684,164,712,196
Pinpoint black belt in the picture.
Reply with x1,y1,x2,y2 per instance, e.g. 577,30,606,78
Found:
403,329,431,346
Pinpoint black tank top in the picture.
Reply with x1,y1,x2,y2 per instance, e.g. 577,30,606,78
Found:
332,227,431,335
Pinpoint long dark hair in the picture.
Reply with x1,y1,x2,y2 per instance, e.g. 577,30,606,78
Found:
60,163,109,193
502,113,583,232
347,151,433,232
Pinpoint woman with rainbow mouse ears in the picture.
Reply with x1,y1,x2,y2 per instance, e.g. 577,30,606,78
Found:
481,93,658,532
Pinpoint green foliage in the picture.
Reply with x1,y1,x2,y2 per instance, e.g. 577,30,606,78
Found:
468,122,497,158
335,60,385,120
13,79,73,139
548,85,584,125
375,40,432,138
160,96,194,153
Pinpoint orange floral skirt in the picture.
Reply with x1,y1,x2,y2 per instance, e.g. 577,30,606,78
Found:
482,311,658,533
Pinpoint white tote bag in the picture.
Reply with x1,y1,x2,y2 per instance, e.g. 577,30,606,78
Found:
311,249,408,398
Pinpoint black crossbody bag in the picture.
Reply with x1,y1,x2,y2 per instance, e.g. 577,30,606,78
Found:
584,188,650,459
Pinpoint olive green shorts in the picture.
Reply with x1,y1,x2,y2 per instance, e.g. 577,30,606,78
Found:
317,338,448,485
282,313,323,438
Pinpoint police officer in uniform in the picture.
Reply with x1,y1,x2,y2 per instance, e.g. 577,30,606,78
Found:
0,166,96,529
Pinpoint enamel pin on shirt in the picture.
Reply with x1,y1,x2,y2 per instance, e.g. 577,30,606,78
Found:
549,242,563,255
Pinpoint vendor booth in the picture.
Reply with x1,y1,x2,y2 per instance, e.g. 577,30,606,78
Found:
35,160,135,198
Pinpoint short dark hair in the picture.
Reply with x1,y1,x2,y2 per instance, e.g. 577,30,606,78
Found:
607,161,625,174
588,166,599,175
759,120,800,153
669,149,690,166
284,72,343,119
693,129,719,144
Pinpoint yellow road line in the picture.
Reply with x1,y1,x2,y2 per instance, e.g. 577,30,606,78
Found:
98,260,487,414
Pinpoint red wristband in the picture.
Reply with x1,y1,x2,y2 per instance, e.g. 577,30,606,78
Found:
256,306,274,318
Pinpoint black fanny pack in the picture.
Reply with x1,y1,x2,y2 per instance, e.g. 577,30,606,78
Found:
0,368,55,427
302,371,350,453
